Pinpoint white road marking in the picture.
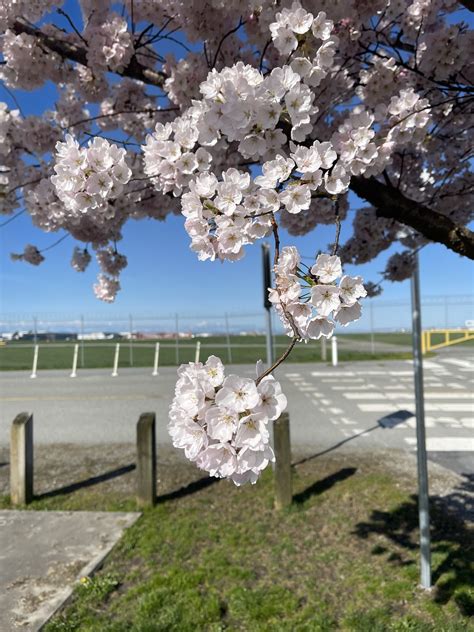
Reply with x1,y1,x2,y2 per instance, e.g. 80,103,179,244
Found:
441,358,474,369
329,407,344,414
358,403,395,412
344,393,387,400
310,371,355,377
390,371,414,376
405,437,474,451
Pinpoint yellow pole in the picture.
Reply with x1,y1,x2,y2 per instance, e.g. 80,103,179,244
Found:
421,331,426,355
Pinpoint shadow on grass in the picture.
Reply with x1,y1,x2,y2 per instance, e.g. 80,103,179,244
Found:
293,467,357,504
36,463,136,500
353,473,474,616
157,475,220,503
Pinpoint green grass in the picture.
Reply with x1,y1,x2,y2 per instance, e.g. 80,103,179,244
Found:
0,335,415,371
5,455,470,632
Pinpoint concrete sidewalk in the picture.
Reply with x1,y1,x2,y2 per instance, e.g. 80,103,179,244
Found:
0,510,140,631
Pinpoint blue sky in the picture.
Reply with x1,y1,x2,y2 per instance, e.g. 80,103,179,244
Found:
0,2,473,327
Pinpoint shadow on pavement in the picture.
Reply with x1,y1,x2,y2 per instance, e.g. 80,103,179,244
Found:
0,462,9,469
293,424,379,465
293,467,357,504
157,475,219,503
36,463,136,500
353,475,474,616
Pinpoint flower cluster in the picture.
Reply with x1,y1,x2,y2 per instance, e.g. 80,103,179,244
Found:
270,247,366,340
182,167,274,261
10,244,45,266
86,14,133,72
71,246,92,272
143,115,212,196
93,273,121,302
51,135,132,221
270,3,335,57
169,356,287,486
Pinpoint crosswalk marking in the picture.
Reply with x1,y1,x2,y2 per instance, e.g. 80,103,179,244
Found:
441,358,474,369
405,437,474,451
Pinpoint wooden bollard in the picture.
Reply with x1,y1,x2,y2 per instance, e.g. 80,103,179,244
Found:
10,412,34,505
273,412,292,510
136,412,156,507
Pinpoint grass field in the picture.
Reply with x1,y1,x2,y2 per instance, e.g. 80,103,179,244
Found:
2,452,470,632
0,334,416,371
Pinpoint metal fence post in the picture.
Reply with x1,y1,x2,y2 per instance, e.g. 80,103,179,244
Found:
30,344,39,379
129,314,134,367
370,301,376,355
195,340,201,363
112,343,120,377
321,337,327,361
273,412,292,510
152,342,160,376
136,413,156,507
70,343,79,378
10,413,34,505
331,336,338,367
411,251,432,590
80,314,85,367
175,313,180,365
262,243,274,368
224,312,233,363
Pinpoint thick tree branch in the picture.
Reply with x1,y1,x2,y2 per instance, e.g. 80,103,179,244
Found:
12,19,166,88
457,0,474,12
350,175,474,260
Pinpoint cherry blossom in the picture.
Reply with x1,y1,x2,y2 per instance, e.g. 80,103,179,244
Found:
169,356,287,485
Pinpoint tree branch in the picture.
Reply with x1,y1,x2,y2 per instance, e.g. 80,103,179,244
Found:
350,175,474,260
12,19,166,88
457,0,474,11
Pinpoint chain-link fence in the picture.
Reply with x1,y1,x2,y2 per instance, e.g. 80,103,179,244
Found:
0,295,472,371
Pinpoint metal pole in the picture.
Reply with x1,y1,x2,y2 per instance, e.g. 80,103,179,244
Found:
262,243,274,367
129,314,134,367
411,251,432,590
331,336,338,367
152,342,160,376
30,344,39,379
321,337,327,361
175,313,180,365
112,343,120,377
33,316,37,345
370,301,375,355
70,344,79,378
224,313,233,363
195,340,201,363
80,314,85,368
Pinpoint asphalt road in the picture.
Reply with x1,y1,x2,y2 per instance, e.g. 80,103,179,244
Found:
1,348,472,476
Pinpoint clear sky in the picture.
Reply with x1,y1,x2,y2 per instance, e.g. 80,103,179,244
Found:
0,2,473,331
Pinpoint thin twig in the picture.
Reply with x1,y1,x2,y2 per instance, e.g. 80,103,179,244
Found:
0,209,26,228
39,233,69,253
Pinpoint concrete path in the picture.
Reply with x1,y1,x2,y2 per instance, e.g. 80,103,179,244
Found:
0,510,139,631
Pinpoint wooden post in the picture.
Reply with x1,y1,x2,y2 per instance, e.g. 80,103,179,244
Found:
273,412,292,510
136,412,156,507
10,413,33,505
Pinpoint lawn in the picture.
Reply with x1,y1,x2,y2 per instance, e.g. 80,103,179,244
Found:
0,334,415,371
3,450,471,632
